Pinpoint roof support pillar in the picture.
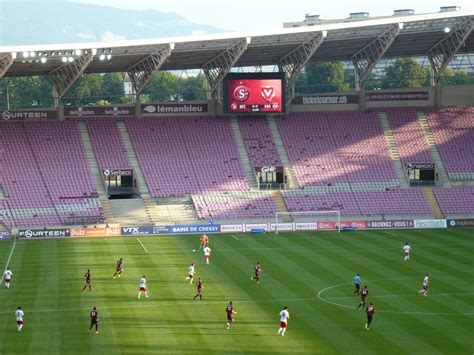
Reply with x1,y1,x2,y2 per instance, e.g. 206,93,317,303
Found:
126,44,173,98
351,24,401,89
0,53,14,78
427,17,473,84
277,31,326,89
203,38,250,99
50,50,93,100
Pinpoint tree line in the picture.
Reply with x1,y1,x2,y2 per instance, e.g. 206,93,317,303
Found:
0,58,473,109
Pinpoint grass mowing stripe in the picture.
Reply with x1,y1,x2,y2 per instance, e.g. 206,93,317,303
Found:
1,230,473,353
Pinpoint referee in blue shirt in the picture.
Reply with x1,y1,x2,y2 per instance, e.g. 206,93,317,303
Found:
354,274,361,295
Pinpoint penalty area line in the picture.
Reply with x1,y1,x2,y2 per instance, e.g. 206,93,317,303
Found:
0,239,16,286
137,238,149,254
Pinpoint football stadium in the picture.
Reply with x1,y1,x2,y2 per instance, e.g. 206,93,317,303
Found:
0,4,473,354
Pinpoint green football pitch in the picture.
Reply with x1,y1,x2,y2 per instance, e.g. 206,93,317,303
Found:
0,229,473,354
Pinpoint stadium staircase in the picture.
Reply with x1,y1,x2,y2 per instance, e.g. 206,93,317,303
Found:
155,197,199,224
108,198,152,225
230,117,258,189
266,115,300,189
422,187,444,219
272,190,292,222
117,121,160,224
417,112,451,187
78,122,117,224
378,112,409,188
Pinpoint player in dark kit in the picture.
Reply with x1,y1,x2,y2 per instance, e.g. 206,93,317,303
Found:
113,258,124,279
89,306,99,334
81,269,92,292
251,262,261,284
365,303,375,329
193,277,204,300
226,301,237,329
357,285,369,309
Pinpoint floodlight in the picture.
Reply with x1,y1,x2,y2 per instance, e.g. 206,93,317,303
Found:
30,51,36,58
62,57,68,63
106,54,112,60
75,49,82,56
444,27,450,33
68,57,74,62
99,54,106,60
40,57,47,64
23,51,30,58
92,48,97,55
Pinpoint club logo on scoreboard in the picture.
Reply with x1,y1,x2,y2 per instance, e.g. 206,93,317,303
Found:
261,86,275,102
233,84,249,102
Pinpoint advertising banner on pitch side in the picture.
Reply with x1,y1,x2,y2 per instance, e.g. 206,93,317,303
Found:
18,229,71,239
0,231,12,240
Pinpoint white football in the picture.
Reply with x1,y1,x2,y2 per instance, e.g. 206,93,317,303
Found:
193,249,196,252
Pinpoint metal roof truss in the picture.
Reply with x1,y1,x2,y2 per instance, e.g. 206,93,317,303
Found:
351,24,401,88
126,44,173,97
277,31,326,88
203,38,249,97
49,50,93,100
427,17,474,83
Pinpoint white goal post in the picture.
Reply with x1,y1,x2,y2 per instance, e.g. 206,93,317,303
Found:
274,210,341,234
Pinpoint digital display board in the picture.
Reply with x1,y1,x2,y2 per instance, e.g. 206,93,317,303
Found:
223,73,285,114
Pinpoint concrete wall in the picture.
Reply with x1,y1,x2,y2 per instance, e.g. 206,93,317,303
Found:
440,85,474,106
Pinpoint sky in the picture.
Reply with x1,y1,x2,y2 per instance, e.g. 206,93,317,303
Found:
68,0,474,32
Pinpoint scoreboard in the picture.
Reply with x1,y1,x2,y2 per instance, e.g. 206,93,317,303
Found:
223,73,285,114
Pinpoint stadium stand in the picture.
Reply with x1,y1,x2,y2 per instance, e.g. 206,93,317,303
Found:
433,187,474,216
126,117,249,198
238,117,282,167
425,106,474,180
84,117,132,170
282,189,433,218
192,191,278,220
0,122,104,228
385,108,434,165
276,111,399,189
2,107,474,227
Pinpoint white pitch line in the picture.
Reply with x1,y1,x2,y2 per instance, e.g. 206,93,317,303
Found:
317,280,474,315
384,231,398,236
137,238,149,254
0,239,16,286
231,235,239,240
325,292,474,300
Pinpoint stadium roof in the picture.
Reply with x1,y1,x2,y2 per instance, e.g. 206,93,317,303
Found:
0,10,473,78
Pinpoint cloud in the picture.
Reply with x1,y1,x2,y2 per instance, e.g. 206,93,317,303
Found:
101,31,127,42
77,32,97,40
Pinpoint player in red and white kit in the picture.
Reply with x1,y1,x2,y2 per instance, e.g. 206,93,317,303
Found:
419,274,429,296
250,262,261,284
81,269,92,292
365,303,375,330
89,306,99,334
3,267,12,289
185,263,195,284
226,301,237,330
15,306,24,332
138,275,149,299
277,306,290,336
402,242,411,262
203,246,211,265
